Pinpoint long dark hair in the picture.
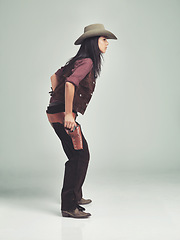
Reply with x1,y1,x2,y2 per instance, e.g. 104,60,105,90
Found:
63,36,104,79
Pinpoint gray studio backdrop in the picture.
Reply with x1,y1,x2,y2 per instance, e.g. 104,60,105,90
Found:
0,0,180,185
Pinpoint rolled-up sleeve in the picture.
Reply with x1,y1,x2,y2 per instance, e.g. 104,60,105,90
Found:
55,66,65,77
65,58,93,87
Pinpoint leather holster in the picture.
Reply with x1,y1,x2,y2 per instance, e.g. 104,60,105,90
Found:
46,112,83,150
64,123,83,150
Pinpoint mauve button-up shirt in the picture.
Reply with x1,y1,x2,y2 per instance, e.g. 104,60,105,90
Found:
55,58,93,87
49,58,93,105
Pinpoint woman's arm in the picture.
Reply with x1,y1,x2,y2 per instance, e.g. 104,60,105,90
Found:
51,74,76,131
64,82,77,131
50,74,58,91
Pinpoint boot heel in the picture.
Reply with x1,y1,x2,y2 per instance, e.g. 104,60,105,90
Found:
62,211,70,217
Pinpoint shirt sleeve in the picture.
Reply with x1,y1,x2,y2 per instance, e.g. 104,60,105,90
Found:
65,58,93,87
55,66,65,77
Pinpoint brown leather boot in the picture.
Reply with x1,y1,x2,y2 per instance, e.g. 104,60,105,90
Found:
78,198,92,205
62,208,91,218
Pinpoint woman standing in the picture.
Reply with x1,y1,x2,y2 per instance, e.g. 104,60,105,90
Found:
46,23,117,218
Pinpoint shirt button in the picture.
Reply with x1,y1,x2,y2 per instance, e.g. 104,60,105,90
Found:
86,103,88,106
79,94,82,97
91,93,93,95
93,82,95,84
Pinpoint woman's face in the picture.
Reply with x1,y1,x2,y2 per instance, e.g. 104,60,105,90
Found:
98,36,109,53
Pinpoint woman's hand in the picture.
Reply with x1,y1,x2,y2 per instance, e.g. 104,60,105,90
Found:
64,113,77,131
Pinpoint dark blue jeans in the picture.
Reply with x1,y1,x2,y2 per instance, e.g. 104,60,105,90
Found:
51,121,90,211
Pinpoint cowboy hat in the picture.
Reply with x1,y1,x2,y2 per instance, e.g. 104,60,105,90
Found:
74,23,117,45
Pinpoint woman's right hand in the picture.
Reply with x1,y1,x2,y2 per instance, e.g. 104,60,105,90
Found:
64,113,77,131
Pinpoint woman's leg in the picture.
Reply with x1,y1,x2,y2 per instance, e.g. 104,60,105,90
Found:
51,121,90,211
74,128,90,201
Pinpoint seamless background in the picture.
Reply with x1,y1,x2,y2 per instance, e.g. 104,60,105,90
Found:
0,0,180,239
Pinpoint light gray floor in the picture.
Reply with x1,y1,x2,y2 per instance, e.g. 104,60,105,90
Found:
0,171,180,240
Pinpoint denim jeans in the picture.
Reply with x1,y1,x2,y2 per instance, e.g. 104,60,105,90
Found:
51,121,90,211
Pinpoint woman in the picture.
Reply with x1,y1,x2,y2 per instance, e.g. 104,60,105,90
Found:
46,23,117,218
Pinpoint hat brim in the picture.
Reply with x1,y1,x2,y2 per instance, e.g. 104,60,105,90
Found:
74,29,117,45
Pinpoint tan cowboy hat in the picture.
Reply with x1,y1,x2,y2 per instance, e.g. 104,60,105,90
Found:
74,23,117,45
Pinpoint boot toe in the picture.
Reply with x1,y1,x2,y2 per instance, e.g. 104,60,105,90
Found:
78,198,92,205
